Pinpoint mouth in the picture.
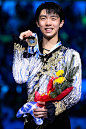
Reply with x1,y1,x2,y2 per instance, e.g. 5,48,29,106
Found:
45,28,53,32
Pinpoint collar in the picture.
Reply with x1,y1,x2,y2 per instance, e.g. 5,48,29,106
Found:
28,39,62,56
37,40,62,56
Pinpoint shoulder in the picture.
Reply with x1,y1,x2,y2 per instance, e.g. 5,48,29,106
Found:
61,45,80,58
65,48,81,66
65,47,81,58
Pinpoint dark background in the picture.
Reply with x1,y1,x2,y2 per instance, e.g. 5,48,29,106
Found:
0,0,86,129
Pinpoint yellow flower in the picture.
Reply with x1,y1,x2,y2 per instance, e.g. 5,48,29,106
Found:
41,93,45,96
56,70,64,77
53,77,66,84
48,90,51,96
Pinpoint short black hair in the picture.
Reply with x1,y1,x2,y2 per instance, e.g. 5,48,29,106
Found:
35,2,65,23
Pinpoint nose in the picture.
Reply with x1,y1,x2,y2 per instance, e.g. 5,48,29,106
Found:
45,18,52,26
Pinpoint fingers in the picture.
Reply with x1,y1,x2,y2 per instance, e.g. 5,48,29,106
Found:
33,107,47,112
37,101,46,106
33,107,47,118
33,101,47,118
19,30,33,40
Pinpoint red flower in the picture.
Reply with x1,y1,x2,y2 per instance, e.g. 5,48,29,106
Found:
47,76,57,94
34,76,73,106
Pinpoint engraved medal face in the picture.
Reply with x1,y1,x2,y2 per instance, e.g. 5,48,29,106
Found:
27,36,37,46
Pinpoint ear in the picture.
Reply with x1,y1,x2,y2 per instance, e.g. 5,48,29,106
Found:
59,20,64,28
36,21,40,28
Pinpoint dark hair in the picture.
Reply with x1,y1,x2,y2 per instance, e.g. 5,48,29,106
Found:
35,2,65,23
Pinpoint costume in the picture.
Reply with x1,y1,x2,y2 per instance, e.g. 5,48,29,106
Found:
13,34,81,129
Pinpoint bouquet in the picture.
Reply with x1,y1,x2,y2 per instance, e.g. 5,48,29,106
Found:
16,54,79,125
34,55,79,105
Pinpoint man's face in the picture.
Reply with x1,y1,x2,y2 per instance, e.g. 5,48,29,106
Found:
36,9,64,39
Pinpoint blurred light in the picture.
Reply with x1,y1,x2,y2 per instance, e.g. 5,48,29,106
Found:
32,1,59,13
74,1,86,15
0,35,13,43
80,79,86,101
9,61,12,67
60,32,69,40
20,1,28,6
16,85,22,93
81,16,86,26
1,85,9,93
0,0,2,6
32,1,46,13
2,1,16,16
0,74,2,80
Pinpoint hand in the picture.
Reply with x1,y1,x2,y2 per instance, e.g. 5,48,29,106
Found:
19,30,33,41
33,101,47,119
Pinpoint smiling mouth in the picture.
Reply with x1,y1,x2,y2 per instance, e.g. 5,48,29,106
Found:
45,28,53,30
45,28,53,32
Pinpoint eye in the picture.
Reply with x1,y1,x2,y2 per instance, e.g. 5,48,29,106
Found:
41,17,46,20
51,17,56,20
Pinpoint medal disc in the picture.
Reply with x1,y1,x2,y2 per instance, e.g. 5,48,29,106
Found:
27,37,37,46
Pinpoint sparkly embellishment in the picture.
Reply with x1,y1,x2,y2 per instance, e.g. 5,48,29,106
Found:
27,92,35,102
39,46,66,76
53,101,66,116
26,46,67,98
14,43,25,52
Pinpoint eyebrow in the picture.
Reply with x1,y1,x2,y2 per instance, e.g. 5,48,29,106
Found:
39,15,59,18
39,15,46,18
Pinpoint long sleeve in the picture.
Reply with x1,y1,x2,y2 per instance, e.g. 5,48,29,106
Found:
12,43,29,84
12,33,39,84
53,49,82,116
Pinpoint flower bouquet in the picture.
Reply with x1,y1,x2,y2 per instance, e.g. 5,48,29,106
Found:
34,55,79,106
16,54,79,125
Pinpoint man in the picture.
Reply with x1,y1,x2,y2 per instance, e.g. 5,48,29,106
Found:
13,2,81,129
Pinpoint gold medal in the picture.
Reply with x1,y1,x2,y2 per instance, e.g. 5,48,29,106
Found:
27,36,37,47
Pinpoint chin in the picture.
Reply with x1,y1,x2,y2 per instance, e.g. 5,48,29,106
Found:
43,33,56,40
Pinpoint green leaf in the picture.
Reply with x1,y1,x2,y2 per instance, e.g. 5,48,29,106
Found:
66,66,79,80
69,54,75,70
72,66,79,77
55,83,61,89
56,89,62,95
63,66,67,77
50,91,57,98
65,81,72,88
60,81,67,91
66,67,75,79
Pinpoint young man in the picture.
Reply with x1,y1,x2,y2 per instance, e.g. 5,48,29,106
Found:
13,2,81,129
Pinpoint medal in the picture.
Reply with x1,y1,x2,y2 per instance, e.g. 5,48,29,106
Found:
27,33,37,47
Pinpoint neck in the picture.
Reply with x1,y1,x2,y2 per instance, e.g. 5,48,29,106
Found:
42,34,59,50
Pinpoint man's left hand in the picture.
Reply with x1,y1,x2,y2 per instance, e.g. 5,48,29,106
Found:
33,101,47,119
